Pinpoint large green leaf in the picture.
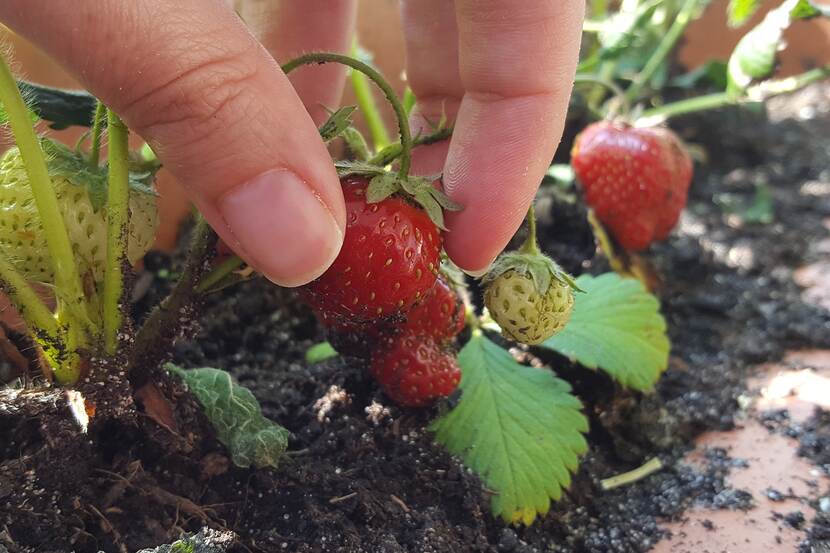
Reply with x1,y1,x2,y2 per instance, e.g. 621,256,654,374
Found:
431,333,589,525
167,365,289,469
542,273,670,391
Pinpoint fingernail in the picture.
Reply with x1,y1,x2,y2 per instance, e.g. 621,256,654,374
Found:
462,263,493,278
219,169,343,287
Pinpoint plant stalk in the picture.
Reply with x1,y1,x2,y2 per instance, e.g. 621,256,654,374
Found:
0,255,59,338
282,52,413,177
88,101,106,168
103,109,130,354
195,254,245,294
0,54,94,336
369,126,453,167
128,217,217,382
349,40,392,151
519,205,540,256
637,65,830,124
624,0,702,103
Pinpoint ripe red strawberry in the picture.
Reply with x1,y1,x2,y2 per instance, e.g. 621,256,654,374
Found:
370,331,461,407
571,121,693,251
403,275,465,344
300,176,442,324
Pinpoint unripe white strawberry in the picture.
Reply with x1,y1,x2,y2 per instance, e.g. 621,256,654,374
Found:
0,145,158,284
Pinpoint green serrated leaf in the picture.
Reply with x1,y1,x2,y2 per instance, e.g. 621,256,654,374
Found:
728,0,765,27
306,341,339,364
542,273,669,391
431,333,588,525
167,364,289,469
318,105,357,143
334,160,387,178
367,172,402,203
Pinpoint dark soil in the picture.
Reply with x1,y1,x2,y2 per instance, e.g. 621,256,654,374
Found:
2,82,830,553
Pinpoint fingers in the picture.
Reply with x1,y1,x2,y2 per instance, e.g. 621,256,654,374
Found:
0,0,346,287
446,0,584,272
238,0,357,124
400,0,461,176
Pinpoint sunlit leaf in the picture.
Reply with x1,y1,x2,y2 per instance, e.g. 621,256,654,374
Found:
542,273,670,391
431,333,588,525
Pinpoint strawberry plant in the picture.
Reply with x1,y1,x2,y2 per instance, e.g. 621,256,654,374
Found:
567,0,830,262
1,0,828,539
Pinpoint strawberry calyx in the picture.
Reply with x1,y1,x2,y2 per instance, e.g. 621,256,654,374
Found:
41,138,159,212
335,161,462,230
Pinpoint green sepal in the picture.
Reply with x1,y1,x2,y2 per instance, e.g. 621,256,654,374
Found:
367,172,401,203
40,138,158,212
318,105,358,143
335,160,388,178
483,251,582,295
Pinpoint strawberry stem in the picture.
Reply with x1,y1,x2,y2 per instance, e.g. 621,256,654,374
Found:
88,101,106,168
0,52,96,349
369,126,453,167
281,52,413,178
128,217,217,384
623,0,702,104
349,40,392,151
0,255,60,339
196,254,245,294
637,65,830,125
574,74,631,119
519,205,541,256
103,109,130,355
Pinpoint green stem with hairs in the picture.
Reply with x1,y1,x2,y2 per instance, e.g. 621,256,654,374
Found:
88,101,106,168
128,217,217,381
519,205,540,256
624,0,701,103
574,74,632,117
349,40,392,151
638,65,830,124
0,54,94,337
369,126,453,167
0,255,59,338
103,109,129,354
282,52,413,178
195,254,245,294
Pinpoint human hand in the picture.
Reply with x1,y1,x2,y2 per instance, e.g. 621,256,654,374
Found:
0,0,583,285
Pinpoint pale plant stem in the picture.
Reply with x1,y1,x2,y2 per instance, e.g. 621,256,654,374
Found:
0,53,94,338
103,109,130,354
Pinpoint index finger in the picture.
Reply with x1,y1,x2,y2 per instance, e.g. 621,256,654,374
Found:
442,0,584,273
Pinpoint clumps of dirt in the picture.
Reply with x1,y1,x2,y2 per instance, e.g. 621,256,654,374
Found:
797,409,830,471
519,447,756,553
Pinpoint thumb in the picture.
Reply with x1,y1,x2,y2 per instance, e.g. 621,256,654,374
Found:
0,0,346,287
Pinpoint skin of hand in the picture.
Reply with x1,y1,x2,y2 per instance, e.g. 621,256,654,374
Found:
0,0,584,286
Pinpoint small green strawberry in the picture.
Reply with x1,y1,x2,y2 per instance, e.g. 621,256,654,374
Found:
0,143,158,284
483,251,577,346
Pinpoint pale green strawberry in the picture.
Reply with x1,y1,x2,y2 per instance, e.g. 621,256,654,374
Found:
484,270,574,345
0,145,158,284
482,251,577,345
